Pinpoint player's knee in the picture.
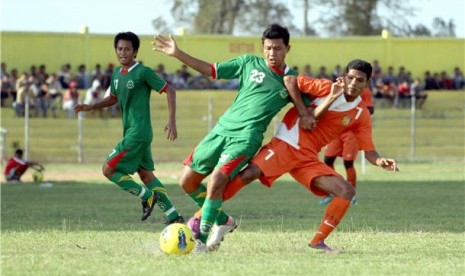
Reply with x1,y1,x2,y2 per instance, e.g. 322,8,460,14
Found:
241,163,262,184
343,160,354,169
341,181,355,199
102,164,114,179
324,156,336,166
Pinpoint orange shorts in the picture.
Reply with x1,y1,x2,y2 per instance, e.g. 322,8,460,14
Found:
251,138,342,197
324,131,359,161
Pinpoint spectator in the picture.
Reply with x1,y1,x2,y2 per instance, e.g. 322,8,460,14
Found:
62,81,79,118
91,63,105,85
83,79,104,117
155,63,171,82
331,64,342,81
46,73,63,118
170,70,187,89
397,66,410,84
1,62,8,78
411,78,428,108
14,72,30,116
1,74,12,107
382,66,398,86
316,66,330,80
396,80,411,107
424,71,439,90
303,64,313,77
439,71,453,90
58,63,72,88
450,67,464,90
102,63,114,89
34,79,49,118
9,68,18,102
36,64,49,84
179,64,192,84
4,148,40,183
76,64,91,89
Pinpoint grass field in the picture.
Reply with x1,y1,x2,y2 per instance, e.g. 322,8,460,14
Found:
1,162,464,275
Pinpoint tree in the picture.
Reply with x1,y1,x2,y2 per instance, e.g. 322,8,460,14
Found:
165,0,296,35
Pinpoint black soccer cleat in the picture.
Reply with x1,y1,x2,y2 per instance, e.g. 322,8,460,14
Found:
165,215,185,225
141,191,159,221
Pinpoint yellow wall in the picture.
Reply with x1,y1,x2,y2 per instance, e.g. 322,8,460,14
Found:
1,31,464,79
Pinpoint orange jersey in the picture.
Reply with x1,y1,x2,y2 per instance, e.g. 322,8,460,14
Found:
275,75,376,156
324,87,374,159
250,75,375,194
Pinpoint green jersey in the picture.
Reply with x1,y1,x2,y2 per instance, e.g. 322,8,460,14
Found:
212,54,298,143
110,63,167,142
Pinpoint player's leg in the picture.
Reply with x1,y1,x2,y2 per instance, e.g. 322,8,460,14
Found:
321,139,343,205
138,168,184,224
309,175,354,252
222,163,262,201
341,132,359,204
103,140,154,220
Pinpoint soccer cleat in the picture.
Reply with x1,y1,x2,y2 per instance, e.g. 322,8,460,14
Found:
193,240,208,254
141,191,159,221
207,215,237,251
309,240,342,254
319,195,334,206
187,216,201,239
165,215,185,225
351,196,358,205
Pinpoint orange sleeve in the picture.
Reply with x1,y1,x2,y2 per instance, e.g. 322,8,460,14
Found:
296,73,332,98
352,110,376,151
360,87,374,107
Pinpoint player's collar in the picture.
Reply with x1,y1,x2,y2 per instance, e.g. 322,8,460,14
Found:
313,95,362,112
266,61,289,75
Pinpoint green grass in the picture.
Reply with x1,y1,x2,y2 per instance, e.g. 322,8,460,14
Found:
1,162,464,275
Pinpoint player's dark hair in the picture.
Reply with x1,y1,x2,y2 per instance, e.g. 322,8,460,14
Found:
114,32,140,52
345,59,373,81
262,24,290,46
15,148,23,155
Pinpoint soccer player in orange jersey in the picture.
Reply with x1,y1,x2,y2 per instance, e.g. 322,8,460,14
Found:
222,59,398,253
321,87,375,205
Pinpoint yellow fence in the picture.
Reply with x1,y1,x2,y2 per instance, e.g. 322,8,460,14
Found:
1,31,464,79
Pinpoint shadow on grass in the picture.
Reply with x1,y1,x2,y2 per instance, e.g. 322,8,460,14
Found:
1,180,463,233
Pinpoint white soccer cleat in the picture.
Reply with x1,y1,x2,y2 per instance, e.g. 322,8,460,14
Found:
207,216,237,251
193,240,208,254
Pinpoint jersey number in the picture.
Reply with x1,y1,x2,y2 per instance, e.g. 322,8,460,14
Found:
355,107,363,120
264,149,274,161
249,69,265,84
114,79,119,90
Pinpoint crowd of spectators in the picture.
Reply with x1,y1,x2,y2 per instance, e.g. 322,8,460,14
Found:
297,60,464,108
1,60,464,118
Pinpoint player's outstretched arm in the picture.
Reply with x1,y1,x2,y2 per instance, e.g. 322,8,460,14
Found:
73,95,118,115
152,34,212,76
364,150,399,172
164,85,177,141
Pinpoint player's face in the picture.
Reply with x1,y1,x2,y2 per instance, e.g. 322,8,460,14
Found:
262,38,290,69
344,69,369,101
115,39,137,67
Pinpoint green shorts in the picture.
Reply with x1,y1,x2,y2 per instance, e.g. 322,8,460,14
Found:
185,132,262,179
105,138,154,175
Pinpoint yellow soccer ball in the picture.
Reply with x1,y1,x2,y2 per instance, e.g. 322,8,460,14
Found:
159,223,195,255
32,171,43,183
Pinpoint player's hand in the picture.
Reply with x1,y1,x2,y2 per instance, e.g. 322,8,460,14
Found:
329,77,345,100
377,158,399,172
73,104,91,115
165,121,177,141
299,108,317,130
152,34,178,56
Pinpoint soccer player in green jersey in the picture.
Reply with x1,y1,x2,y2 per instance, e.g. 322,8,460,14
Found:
153,24,315,252
74,32,184,225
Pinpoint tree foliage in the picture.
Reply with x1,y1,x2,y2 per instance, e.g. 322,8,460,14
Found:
151,0,457,37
